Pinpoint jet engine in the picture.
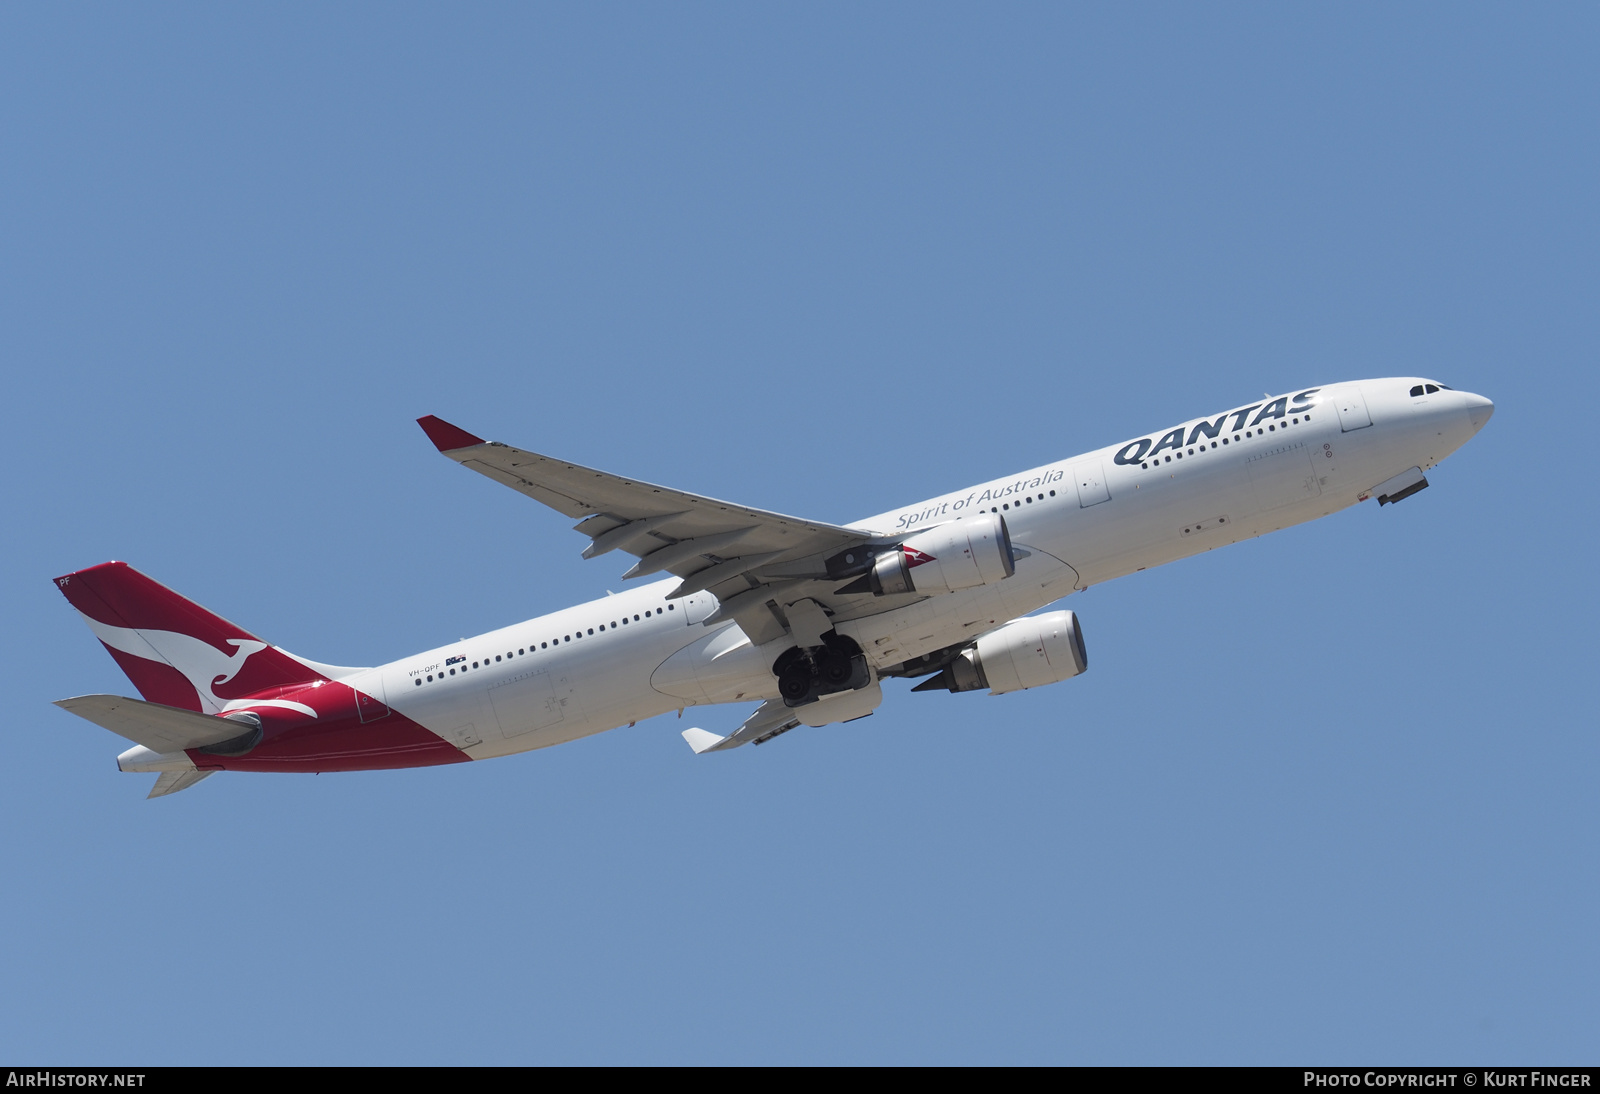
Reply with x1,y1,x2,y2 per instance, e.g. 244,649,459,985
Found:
837,513,1015,597
913,610,1087,695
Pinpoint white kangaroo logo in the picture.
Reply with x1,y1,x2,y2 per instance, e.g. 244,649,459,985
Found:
81,615,318,718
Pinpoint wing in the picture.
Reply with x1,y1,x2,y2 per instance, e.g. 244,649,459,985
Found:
418,416,905,645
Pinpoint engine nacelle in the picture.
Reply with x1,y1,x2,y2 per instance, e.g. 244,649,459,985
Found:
849,513,1015,597
918,610,1088,695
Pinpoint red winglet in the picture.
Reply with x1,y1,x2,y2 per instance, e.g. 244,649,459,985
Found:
416,415,486,452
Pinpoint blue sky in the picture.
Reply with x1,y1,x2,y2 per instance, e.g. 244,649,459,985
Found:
2,4,1595,1064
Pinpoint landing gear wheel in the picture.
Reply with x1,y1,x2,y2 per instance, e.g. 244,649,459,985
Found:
817,650,854,687
778,661,813,703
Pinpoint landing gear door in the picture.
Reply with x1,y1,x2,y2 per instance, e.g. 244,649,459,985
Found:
1335,388,1372,432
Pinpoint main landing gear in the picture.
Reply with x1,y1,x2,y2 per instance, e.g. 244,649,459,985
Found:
772,632,870,708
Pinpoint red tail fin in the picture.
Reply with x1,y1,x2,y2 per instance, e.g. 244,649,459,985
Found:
54,562,329,713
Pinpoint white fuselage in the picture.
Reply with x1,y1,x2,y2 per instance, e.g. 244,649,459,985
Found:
370,378,1489,757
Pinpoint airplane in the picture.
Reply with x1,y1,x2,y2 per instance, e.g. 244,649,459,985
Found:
53,378,1494,797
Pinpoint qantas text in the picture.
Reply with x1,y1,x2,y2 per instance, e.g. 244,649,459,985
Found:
1112,388,1323,466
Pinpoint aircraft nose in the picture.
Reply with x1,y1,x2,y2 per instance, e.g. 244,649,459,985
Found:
1463,391,1495,432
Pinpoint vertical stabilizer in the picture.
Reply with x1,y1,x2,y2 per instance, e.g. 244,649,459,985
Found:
53,562,332,714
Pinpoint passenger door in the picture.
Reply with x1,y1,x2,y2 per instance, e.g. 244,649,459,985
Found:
1072,459,1110,507
1335,388,1372,432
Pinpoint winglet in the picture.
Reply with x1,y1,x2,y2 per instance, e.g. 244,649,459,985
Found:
417,415,486,452
681,727,729,755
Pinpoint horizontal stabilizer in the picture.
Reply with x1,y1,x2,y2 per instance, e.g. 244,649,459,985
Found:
681,727,730,754
54,694,256,754
149,770,214,799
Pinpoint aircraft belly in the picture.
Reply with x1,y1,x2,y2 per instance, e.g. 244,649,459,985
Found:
650,622,775,705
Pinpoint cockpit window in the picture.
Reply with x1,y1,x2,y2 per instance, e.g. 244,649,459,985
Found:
1425,384,1440,394
1410,385,1425,396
